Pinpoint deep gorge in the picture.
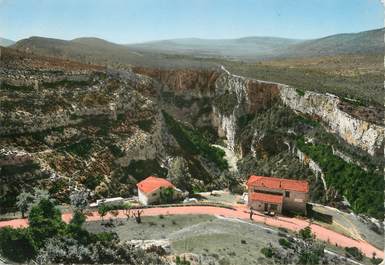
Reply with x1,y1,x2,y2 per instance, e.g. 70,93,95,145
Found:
0,48,383,219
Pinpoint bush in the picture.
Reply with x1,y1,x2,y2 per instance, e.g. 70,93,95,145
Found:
84,175,103,190
28,199,66,249
299,226,312,240
261,246,274,258
345,247,363,261
160,187,175,204
0,227,36,262
278,238,292,248
299,248,321,265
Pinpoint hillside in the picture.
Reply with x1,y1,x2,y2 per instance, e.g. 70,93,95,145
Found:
127,28,384,60
278,28,385,58
9,28,384,106
12,28,384,64
127,36,303,59
11,36,213,69
12,36,145,66
0,47,383,222
0,37,15,47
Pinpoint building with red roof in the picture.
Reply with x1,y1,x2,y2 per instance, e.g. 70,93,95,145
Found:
247,175,309,214
137,176,182,205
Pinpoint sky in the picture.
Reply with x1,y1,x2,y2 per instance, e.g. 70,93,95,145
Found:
0,0,383,44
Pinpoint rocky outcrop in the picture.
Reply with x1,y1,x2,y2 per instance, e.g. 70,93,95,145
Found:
133,67,220,97
296,149,327,190
0,148,33,166
212,72,280,151
210,69,383,157
116,112,166,167
279,86,384,156
138,66,383,157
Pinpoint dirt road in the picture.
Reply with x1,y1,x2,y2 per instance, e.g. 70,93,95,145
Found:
0,205,382,259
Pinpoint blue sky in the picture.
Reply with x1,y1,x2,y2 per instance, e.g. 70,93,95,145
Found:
0,0,383,43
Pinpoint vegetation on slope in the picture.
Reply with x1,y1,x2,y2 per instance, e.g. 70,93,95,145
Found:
296,137,383,219
0,196,167,264
162,111,228,171
234,102,383,218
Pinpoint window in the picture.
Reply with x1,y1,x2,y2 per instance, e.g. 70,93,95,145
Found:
270,204,278,211
285,191,290,198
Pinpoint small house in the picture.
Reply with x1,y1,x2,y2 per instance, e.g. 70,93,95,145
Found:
247,175,309,214
137,176,182,205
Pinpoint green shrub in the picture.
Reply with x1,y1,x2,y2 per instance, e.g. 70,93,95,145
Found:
278,238,292,248
299,248,321,265
65,138,93,157
137,119,154,132
296,88,305,96
0,227,36,262
84,175,103,190
345,247,363,261
261,246,274,258
299,226,313,240
28,199,66,249
160,187,175,204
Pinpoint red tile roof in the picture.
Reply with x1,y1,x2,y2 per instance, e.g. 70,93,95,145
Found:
137,176,175,193
247,175,309,193
250,192,283,204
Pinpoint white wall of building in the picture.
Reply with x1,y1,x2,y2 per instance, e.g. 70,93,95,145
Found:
138,187,182,205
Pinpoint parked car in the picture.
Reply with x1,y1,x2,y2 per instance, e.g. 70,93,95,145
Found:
183,198,198,204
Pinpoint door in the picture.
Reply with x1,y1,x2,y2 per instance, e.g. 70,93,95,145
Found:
264,203,268,211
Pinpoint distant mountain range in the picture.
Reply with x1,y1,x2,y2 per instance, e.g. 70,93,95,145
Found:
278,28,384,58
8,28,384,65
126,36,303,59
0,37,15,47
127,28,384,59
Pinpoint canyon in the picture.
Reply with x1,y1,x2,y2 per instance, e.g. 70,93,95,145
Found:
0,47,383,220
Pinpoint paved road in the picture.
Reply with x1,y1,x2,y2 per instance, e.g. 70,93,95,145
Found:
0,205,383,259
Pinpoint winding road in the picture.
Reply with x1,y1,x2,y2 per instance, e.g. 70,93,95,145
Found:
0,204,382,259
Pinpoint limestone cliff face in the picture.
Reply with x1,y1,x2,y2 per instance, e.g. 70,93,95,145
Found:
134,67,383,157
212,72,280,152
211,70,384,157
279,86,384,156
133,67,220,97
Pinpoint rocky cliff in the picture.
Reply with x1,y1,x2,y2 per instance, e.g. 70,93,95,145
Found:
1,47,382,218
211,71,384,157
279,86,384,156
137,66,383,157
